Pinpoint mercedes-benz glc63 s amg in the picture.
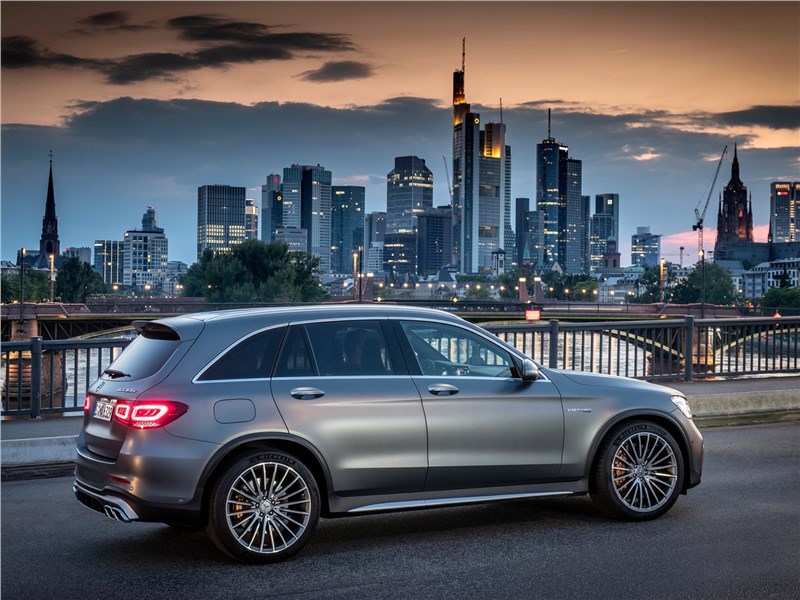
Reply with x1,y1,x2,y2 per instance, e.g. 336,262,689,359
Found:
75,305,703,563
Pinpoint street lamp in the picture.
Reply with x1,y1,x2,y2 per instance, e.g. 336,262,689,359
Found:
49,254,55,302
699,249,706,319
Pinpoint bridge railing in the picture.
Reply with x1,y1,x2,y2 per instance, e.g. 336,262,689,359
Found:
485,316,799,382
2,316,798,418
2,338,131,418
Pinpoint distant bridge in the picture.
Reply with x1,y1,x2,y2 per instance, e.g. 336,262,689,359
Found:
1,298,747,341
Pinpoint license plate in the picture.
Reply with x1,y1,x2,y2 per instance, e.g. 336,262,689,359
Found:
93,398,115,421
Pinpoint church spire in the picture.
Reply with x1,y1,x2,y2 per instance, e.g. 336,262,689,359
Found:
39,150,60,258
731,143,741,184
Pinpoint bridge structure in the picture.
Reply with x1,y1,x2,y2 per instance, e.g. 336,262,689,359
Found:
0,298,746,340
1,299,797,418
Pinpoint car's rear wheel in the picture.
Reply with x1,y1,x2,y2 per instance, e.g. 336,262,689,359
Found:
207,449,320,563
591,420,684,520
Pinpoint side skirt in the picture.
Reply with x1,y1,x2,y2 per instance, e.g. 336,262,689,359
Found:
327,479,588,515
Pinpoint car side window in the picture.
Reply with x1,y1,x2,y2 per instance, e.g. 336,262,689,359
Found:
274,326,316,377
399,321,513,378
305,320,395,376
198,327,285,381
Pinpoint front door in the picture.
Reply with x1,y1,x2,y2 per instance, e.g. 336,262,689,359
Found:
395,320,564,491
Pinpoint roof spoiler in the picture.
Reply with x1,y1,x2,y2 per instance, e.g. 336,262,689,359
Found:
132,320,181,341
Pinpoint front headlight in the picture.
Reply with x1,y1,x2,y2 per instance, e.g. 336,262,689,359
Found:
671,395,693,419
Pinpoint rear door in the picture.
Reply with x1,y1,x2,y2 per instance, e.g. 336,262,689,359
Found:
270,319,427,495
394,319,564,491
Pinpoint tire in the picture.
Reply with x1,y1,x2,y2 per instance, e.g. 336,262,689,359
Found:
207,449,320,563
591,420,684,521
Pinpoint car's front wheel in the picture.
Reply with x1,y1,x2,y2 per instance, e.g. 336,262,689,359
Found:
591,420,684,520
207,449,320,563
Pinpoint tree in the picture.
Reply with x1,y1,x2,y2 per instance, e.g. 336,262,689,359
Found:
54,257,105,303
671,262,736,305
760,286,800,311
1,268,51,303
180,241,329,303
630,264,676,303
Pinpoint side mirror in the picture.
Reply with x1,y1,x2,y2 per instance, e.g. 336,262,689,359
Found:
517,357,541,382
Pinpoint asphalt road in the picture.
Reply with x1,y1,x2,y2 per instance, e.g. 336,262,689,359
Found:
2,423,798,600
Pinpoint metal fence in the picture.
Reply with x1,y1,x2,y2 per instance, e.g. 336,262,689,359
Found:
2,338,131,418
2,316,798,418
485,316,800,382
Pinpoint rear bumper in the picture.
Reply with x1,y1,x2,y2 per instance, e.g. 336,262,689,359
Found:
73,476,204,525
74,480,140,522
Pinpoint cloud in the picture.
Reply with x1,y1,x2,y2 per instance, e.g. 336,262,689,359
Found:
75,11,151,32
1,36,92,69
2,13,358,84
712,105,800,131
299,61,375,82
2,97,797,265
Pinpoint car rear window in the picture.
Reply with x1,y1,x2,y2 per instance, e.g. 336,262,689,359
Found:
103,334,181,380
198,327,286,381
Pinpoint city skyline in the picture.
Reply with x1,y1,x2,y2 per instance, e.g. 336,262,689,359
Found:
2,1,798,266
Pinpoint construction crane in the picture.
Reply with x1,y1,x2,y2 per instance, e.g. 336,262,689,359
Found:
692,145,728,259
442,155,454,206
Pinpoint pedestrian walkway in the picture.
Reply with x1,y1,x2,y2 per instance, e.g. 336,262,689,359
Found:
2,376,799,479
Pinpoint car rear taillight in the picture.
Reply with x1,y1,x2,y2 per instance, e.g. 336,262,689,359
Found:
84,395,92,414
113,400,188,429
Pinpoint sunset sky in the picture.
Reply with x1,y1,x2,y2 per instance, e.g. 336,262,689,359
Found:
2,1,798,266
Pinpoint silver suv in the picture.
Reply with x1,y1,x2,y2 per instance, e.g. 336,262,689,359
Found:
74,305,703,563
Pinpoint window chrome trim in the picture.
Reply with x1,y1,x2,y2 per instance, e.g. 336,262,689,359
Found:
270,375,413,381
192,323,287,384
394,316,550,382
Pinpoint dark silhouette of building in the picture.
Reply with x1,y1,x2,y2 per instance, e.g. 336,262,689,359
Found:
416,207,452,276
536,111,584,273
715,144,754,252
39,151,60,261
331,186,365,274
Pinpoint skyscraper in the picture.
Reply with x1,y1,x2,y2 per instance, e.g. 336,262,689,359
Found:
715,144,754,252
260,174,283,242
536,112,569,269
561,158,586,273
383,233,417,277
93,240,124,285
197,184,246,259
590,193,620,272
386,156,433,234
515,197,530,266
282,164,333,273
416,207,453,275
331,186,365,274
631,226,662,267
769,181,798,243
536,111,585,272
124,206,168,288
365,212,386,274
451,41,511,273
245,198,259,241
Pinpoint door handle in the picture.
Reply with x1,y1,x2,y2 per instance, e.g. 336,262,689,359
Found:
290,387,325,400
427,383,459,396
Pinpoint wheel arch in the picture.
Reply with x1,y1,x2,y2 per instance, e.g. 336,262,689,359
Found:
585,410,693,494
197,433,334,519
